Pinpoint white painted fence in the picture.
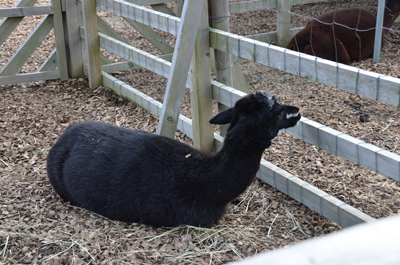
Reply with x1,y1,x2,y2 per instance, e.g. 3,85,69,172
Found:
1,0,398,262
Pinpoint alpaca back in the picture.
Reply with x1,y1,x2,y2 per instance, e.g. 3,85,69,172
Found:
47,121,227,227
312,9,377,61
47,94,301,227
286,5,398,63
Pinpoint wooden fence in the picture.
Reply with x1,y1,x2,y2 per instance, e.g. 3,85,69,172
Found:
0,0,68,85
0,0,399,262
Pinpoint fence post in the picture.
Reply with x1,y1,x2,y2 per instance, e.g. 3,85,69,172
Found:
209,0,250,138
209,0,231,137
82,0,102,88
373,0,385,63
0,0,37,47
175,0,184,17
64,0,84,78
189,1,214,153
157,0,206,138
277,0,291,47
51,0,68,81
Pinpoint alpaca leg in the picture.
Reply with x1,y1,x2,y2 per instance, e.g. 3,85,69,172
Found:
332,38,351,64
305,36,350,64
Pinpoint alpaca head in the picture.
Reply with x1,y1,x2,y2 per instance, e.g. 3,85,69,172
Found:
385,0,400,25
209,93,301,145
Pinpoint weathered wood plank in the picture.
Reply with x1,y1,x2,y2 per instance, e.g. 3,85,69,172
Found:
175,0,184,17
245,27,303,43
0,70,60,86
0,15,54,76
373,0,385,62
189,0,214,153
291,0,327,5
38,49,58,71
0,0,37,47
102,72,374,227
82,0,102,88
212,82,400,183
96,29,400,182
97,15,130,44
96,0,180,35
209,29,400,107
287,117,400,183
97,32,173,80
157,0,207,138
229,0,276,14
122,0,172,6
151,3,175,16
52,0,68,80
101,61,137,73
257,159,375,227
64,0,84,78
209,0,250,137
230,215,400,265
124,18,174,54
276,0,291,47
0,6,53,18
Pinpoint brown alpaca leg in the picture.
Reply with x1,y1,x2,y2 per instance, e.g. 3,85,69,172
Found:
304,37,350,64
332,38,351,64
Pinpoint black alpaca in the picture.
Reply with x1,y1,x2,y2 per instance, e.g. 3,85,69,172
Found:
46,93,301,227
286,0,400,64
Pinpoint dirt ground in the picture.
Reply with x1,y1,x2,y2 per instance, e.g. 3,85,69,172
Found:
1,0,400,264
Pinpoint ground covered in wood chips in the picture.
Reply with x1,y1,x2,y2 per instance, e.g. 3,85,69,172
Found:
1,0,400,264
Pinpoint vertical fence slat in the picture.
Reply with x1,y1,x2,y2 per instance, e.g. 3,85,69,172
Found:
51,0,68,80
157,0,206,138
189,0,214,153
373,0,385,63
0,0,38,47
82,0,102,87
209,0,236,137
277,0,291,47
0,15,54,76
64,0,84,78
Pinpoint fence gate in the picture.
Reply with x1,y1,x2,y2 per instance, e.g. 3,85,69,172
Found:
0,0,68,86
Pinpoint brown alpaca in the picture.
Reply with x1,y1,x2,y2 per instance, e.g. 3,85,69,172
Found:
286,0,400,64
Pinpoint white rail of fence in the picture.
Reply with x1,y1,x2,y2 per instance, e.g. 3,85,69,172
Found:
209,29,400,108
0,0,68,85
228,0,328,14
229,214,400,265
89,0,400,226
98,70,375,228
88,28,400,185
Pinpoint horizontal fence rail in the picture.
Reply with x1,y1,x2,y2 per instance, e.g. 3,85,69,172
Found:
122,0,171,5
86,29,400,184
229,214,400,265
228,0,328,14
0,0,68,85
78,0,398,228
212,83,400,183
96,0,180,35
229,0,276,14
229,0,328,14
0,6,53,17
100,71,375,228
209,29,400,108
0,71,60,86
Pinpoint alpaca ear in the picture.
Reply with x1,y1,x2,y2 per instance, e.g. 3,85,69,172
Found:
209,108,234,125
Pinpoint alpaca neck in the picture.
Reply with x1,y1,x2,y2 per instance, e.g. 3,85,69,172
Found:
383,0,400,31
215,136,268,176
207,139,265,204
